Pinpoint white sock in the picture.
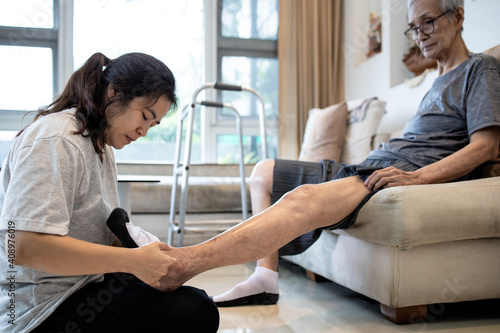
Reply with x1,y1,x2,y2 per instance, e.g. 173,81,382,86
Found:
212,266,279,303
125,220,160,247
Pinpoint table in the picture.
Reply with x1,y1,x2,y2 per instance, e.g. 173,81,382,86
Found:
117,175,161,214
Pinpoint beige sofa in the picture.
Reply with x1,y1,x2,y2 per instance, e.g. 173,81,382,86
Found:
283,45,500,324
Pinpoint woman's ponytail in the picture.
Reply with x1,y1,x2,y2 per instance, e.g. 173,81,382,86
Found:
23,53,112,156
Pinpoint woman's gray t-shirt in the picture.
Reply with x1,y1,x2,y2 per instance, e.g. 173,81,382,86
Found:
0,109,119,332
369,53,500,167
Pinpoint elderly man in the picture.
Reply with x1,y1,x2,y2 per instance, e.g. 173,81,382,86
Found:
112,0,500,306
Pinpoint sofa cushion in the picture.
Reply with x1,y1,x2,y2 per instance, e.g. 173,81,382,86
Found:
334,176,500,250
298,102,348,162
340,98,386,164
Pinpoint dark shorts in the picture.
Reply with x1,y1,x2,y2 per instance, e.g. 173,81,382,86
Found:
274,158,419,256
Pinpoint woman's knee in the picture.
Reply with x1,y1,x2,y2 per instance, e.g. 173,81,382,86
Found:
163,286,220,332
121,285,219,332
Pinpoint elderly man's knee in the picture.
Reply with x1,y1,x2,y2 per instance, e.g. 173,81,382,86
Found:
280,184,317,209
250,159,275,190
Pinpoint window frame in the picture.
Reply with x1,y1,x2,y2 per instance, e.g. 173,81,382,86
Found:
0,1,60,130
201,0,278,163
0,0,278,166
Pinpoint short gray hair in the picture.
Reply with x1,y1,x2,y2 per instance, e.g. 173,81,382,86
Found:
407,0,464,13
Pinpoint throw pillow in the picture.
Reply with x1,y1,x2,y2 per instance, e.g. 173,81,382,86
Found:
340,98,386,165
298,102,348,162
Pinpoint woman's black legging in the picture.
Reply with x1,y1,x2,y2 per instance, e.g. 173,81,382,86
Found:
31,273,219,333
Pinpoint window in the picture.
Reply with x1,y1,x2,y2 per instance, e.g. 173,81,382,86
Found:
0,0,279,165
207,0,279,164
73,0,205,162
0,0,58,161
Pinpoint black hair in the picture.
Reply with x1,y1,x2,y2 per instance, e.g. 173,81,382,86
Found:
20,52,177,157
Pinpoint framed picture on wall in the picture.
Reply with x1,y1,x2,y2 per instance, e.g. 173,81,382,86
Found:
366,12,382,58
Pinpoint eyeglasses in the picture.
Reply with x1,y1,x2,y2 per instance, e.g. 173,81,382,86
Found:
404,10,451,40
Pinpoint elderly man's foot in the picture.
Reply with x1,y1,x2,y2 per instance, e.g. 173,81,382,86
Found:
157,247,200,291
212,266,279,307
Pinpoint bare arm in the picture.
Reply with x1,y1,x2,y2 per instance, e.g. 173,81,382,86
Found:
7,231,175,291
365,126,500,190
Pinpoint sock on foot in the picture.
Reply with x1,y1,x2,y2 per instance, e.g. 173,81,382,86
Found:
106,208,159,248
212,266,279,307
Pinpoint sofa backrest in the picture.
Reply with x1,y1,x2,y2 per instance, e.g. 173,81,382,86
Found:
374,70,437,149
484,44,500,64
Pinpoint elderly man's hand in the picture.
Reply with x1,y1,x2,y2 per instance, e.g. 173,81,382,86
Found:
364,166,423,190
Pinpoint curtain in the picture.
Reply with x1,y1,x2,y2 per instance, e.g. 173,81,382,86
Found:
278,0,344,159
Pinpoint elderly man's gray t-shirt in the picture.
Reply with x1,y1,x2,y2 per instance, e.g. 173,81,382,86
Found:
0,109,119,332
369,53,500,167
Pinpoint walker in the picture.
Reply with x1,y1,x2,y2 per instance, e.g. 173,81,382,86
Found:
167,82,268,246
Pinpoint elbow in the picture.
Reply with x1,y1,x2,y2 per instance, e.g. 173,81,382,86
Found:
477,138,500,163
4,230,29,267
488,128,500,161
492,145,499,161
12,245,27,266
485,143,499,162
472,127,500,163
4,232,17,266
4,246,24,268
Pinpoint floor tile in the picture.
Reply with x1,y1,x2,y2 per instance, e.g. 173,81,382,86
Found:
189,260,500,333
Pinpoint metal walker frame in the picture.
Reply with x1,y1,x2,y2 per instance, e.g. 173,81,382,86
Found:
168,82,268,247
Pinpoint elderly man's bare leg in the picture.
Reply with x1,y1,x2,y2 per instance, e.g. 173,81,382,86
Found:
213,160,280,306
159,175,372,292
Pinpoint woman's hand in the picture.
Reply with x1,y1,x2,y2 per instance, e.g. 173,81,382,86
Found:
128,242,176,291
364,166,423,190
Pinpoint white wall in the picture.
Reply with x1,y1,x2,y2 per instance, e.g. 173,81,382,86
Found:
461,0,500,52
343,0,500,102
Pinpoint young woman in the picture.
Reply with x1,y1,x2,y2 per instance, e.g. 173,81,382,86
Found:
0,52,219,332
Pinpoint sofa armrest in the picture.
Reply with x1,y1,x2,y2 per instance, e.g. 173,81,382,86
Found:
334,177,500,250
